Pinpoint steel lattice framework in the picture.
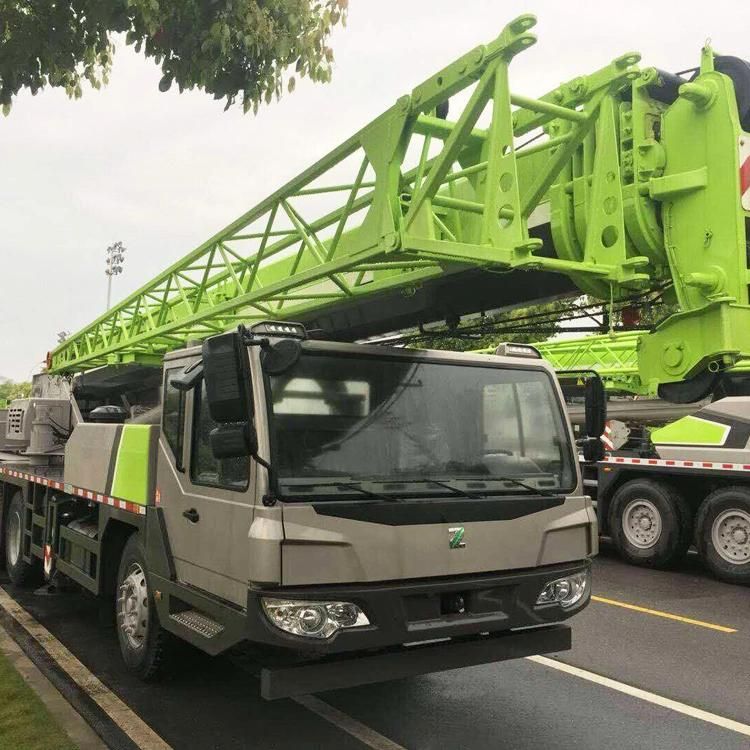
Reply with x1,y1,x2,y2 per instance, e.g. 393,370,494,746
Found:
49,14,750,398
535,332,642,393
531,332,749,395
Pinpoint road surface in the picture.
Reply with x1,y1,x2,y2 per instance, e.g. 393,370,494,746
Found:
1,546,748,750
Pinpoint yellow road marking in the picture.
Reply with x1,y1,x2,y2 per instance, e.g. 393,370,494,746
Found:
591,595,737,633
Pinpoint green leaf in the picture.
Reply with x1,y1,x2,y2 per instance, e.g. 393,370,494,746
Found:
0,0,347,113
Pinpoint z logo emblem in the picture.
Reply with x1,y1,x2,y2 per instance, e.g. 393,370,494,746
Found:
448,526,466,549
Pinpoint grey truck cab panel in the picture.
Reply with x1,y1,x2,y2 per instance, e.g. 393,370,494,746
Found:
155,328,596,671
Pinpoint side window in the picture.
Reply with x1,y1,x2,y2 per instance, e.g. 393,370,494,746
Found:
190,380,249,491
163,368,185,470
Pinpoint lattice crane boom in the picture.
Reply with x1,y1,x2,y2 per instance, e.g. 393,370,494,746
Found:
48,14,750,401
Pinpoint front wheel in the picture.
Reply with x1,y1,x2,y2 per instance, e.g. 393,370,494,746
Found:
4,492,41,586
608,479,692,568
116,533,175,680
695,487,750,585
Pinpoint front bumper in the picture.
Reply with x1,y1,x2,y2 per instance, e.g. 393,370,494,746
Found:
154,560,589,699
246,559,591,654
259,622,572,699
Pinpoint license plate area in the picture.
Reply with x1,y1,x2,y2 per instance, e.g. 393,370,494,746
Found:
404,584,514,623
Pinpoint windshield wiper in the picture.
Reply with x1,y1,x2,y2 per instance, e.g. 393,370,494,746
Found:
287,480,395,502
422,479,481,499
492,476,562,498
370,476,483,499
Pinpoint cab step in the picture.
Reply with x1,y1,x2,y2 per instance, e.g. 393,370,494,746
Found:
170,610,225,639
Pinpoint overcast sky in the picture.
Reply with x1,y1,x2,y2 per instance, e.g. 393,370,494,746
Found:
2,0,749,380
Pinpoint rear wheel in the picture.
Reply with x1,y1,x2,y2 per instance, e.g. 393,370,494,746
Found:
608,479,692,568
695,487,750,585
116,533,175,680
4,492,41,586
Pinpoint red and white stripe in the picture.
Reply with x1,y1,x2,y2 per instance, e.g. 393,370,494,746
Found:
603,455,750,473
601,422,615,451
0,466,147,515
740,137,750,211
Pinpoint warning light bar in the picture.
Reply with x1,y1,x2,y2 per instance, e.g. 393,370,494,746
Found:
494,343,541,359
250,321,307,339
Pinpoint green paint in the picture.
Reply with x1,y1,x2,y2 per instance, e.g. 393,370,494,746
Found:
111,425,153,505
651,415,729,446
47,16,750,395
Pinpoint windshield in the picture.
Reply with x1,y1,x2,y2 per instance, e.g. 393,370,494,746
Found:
267,351,575,497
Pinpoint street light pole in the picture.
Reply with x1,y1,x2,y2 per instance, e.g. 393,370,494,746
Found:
105,241,126,310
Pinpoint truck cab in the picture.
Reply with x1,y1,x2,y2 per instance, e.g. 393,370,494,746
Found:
146,324,596,692
1,323,599,698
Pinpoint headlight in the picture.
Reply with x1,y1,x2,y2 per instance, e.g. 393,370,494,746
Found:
261,598,370,639
536,570,590,609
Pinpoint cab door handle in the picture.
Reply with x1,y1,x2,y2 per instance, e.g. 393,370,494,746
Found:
182,508,200,523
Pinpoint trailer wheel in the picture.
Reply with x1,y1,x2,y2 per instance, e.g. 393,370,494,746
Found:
695,487,750,585
4,492,41,586
116,533,174,681
608,480,692,568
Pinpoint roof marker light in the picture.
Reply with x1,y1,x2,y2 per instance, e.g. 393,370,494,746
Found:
494,342,542,359
249,320,307,339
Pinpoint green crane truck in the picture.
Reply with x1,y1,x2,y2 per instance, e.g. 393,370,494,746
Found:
0,331,599,698
0,16,611,698
534,334,750,584
4,10,750,696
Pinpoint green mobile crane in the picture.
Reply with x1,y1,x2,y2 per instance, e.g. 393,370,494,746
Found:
532,329,750,584
45,15,750,400
1,12,749,697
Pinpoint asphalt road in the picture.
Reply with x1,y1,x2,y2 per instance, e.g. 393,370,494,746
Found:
2,546,749,750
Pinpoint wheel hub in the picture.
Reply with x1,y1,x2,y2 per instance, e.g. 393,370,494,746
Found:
622,499,662,549
117,563,149,650
712,509,750,564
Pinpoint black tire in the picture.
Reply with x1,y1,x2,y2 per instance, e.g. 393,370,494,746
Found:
608,479,692,568
115,533,175,681
695,486,750,585
4,492,42,586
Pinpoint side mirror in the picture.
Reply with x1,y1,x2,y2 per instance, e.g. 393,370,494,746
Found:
170,361,204,391
209,422,258,460
557,370,607,463
202,332,254,423
261,338,302,375
584,375,606,439
202,331,255,461
582,375,606,462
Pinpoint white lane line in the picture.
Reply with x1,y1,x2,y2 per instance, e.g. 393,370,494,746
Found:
528,655,750,738
0,587,172,750
294,694,407,750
